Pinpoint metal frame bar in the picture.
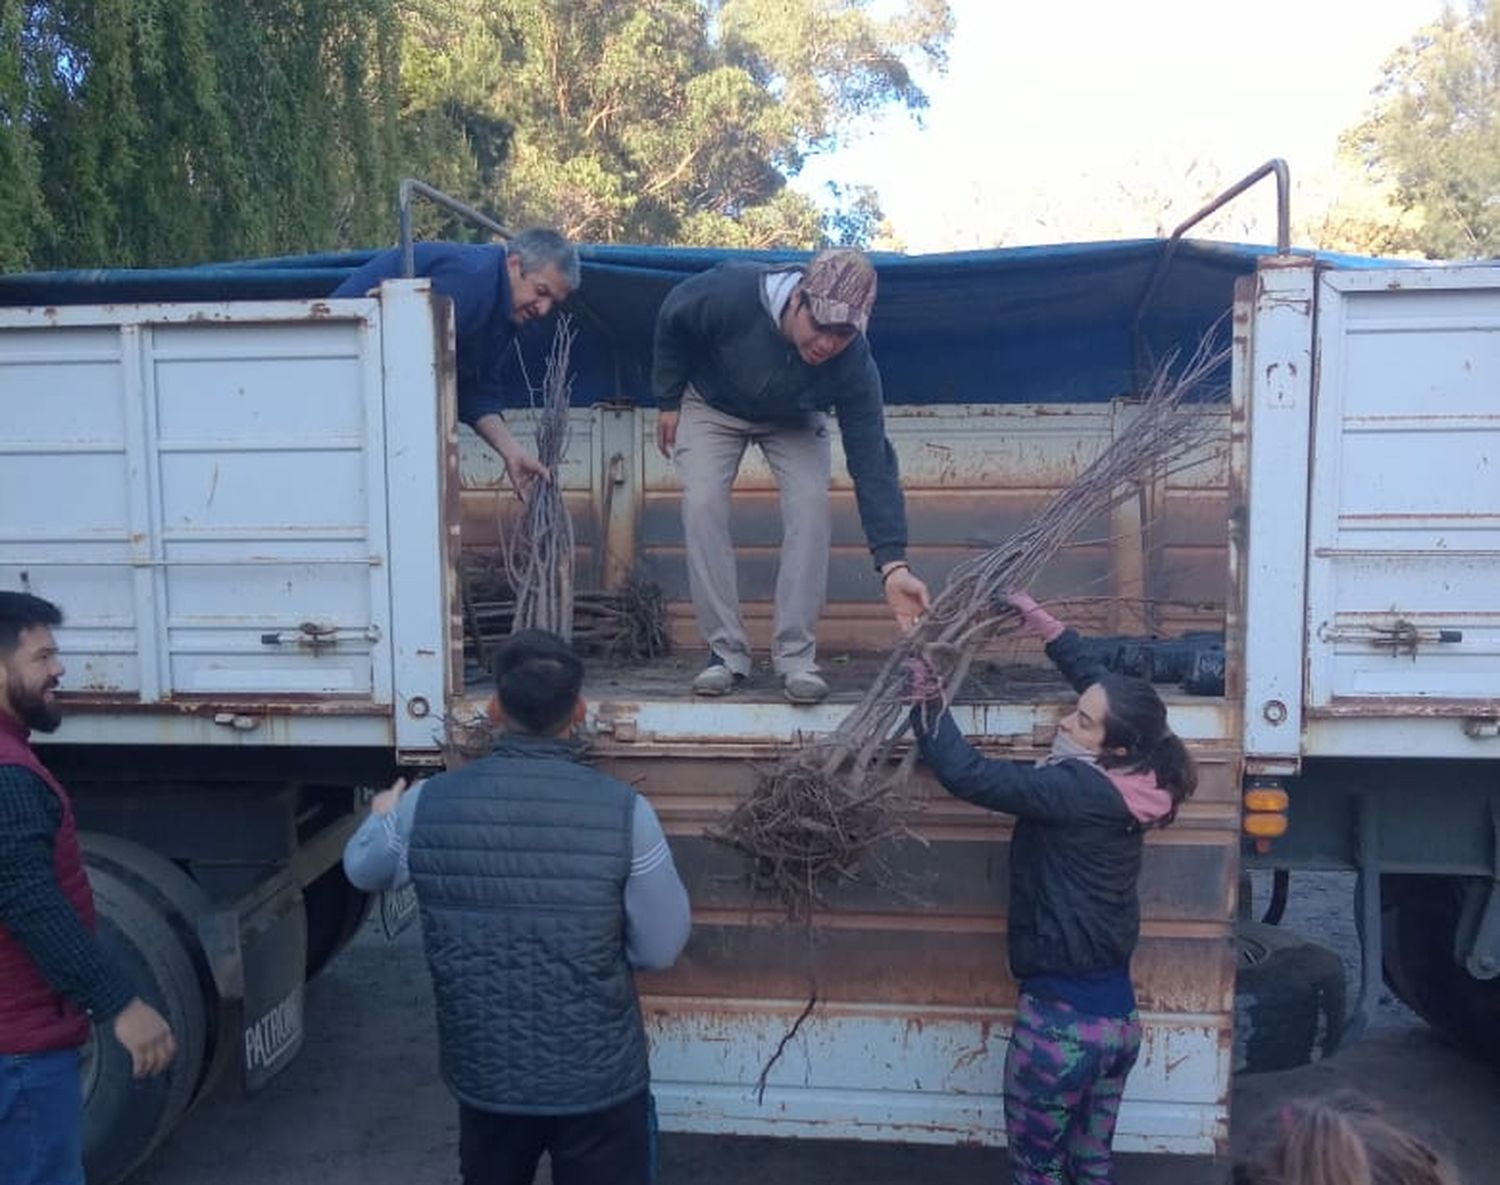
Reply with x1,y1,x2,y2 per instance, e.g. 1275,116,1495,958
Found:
1345,796,1383,1045
398,178,511,278
1132,158,1291,387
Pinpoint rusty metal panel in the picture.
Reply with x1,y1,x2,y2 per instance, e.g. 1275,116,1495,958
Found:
644,1008,1227,1152
450,398,1240,1151
589,743,1238,1151
454,401,1231,652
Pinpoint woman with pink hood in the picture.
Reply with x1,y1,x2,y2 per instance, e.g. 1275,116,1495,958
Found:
910,590,1198,1185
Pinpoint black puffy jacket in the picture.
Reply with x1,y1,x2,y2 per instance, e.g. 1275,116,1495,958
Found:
915,630,1155,981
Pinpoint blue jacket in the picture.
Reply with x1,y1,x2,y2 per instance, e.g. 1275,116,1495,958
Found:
333,242,515,428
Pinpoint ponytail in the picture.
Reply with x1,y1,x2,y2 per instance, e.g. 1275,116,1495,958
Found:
1093,672,1198,825
1146,732,1197,824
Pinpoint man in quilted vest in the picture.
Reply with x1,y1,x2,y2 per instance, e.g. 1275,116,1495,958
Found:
0,592,176,1184
344,629,691,1185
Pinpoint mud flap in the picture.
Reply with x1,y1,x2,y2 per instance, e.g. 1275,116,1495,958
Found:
380,882,419,939
199,884,308,1094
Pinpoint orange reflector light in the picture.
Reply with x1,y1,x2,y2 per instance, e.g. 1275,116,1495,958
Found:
1244,788,1290,813
1243,812,1288,838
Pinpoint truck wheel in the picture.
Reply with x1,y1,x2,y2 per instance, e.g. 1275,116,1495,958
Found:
81,832,225,1099
1382,874,1500,1063
82,866,209,1185
1234,920,1346,1074
302,864,372,980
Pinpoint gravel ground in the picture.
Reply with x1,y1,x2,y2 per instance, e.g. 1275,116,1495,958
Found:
129,871,1497,1185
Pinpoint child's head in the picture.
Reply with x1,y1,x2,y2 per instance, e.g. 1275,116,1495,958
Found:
1057,672,1197,820
1232,1092,1459,1185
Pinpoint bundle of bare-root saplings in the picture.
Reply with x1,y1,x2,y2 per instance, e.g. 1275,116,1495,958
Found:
713,337,1230,916
459,316,669,664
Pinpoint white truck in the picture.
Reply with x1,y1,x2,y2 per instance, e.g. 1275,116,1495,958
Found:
0,171,1495,1181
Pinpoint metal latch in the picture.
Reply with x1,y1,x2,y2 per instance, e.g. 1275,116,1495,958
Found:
592,703,638,743
260,622,382,652
1318,619,1463,657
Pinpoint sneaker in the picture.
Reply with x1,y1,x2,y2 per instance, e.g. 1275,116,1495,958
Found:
782,670,829,705
691,657,746,697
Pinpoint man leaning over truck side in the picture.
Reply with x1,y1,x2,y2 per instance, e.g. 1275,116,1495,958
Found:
332,230,580,497
343,628,691,1185
652,247,932,704
0,592,177,1185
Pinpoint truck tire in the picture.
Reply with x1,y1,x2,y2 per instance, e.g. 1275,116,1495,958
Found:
80,832,225,1099
1234,921,1346,1074
1382,874,1500,1063
302,864,373,980
82,866,209,1185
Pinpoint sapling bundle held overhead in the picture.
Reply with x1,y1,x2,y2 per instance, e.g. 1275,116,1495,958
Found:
713,336,1231,914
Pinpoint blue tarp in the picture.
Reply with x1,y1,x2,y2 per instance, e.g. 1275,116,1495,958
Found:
0,240,1397,407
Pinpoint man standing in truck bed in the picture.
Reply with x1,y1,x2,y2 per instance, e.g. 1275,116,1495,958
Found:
0,592,177,1184
652,247,931,704
333,230,580,496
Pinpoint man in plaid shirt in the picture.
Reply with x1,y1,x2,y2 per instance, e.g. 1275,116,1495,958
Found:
0,592,176,1184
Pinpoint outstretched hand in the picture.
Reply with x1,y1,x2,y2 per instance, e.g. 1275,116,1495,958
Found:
901,654,945,706
1004,588,1040,615
901,643,961,734
370,777,409,817
884,567,932,633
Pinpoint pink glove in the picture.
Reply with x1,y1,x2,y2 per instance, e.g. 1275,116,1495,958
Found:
901,654,945,706
1006,589,1066,643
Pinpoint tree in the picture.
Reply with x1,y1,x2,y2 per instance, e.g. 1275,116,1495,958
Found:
3,0,401,269
1,1,948,268
1345,0,1500,259
399,0,952,247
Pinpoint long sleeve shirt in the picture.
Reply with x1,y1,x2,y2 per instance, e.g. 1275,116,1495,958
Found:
343,780,692,971
0,765,135,1019
651,262,909,567
332,242,516,429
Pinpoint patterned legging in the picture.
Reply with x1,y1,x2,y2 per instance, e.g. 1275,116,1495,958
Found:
1004,993,1143,1184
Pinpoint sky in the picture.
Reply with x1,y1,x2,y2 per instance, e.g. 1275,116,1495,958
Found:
795,0,1451,251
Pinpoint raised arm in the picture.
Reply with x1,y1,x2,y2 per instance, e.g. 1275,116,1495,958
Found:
1006,590,1105,693
914,709,1096,823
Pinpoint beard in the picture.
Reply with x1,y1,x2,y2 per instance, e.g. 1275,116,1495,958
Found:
5,671,61,733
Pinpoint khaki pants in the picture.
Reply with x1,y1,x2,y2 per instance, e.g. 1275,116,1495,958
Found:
675,389,831,676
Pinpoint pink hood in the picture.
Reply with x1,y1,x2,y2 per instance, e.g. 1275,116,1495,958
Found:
1103,766,1175,825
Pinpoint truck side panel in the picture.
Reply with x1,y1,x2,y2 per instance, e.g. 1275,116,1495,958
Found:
0,291,455,755
1305,269,1500,733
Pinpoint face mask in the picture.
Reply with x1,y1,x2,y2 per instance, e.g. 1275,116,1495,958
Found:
1039,728,1097,767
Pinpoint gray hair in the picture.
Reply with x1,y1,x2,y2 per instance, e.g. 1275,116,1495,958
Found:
509,228,581,290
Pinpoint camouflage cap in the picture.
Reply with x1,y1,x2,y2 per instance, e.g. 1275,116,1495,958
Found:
801,248,877,334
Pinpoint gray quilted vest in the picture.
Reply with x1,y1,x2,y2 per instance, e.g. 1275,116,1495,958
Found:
407,734,647,1114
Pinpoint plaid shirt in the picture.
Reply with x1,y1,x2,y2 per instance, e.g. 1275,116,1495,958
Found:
0,763,134,1019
